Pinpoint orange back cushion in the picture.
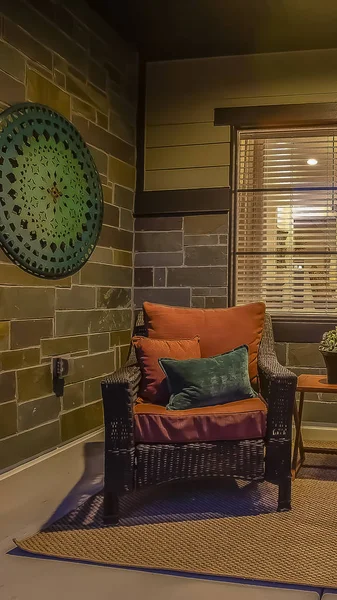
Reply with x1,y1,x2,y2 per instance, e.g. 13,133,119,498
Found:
132,336,201,404
143,302,265,382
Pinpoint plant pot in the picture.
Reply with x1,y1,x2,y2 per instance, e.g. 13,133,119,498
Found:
320,351,337,384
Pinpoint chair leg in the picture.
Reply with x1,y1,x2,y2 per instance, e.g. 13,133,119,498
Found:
277,476,292,512
103,490,119,524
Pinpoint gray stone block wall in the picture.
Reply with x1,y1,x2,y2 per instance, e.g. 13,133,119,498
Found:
134,214,229,309
0,0,138,471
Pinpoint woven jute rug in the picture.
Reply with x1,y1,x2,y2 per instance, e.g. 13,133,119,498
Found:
15,462,337,588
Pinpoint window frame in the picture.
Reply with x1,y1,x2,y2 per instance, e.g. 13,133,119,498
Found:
234,126,337,317
214,102,337,341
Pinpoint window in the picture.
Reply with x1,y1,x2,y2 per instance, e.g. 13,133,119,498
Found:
235,128,337,315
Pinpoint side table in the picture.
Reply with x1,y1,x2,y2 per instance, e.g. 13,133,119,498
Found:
292,374,337,478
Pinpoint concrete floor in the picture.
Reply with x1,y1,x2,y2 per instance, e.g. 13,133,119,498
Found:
0,431,322,600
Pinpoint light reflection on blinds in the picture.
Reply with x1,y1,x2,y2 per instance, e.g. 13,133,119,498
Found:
236,129,337,314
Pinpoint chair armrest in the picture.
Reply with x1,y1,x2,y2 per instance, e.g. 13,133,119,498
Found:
258,314,297,442
258,350,297,481
258,353,297,392
101,364,141,447
103,364,141,398
257,314,297,483
101,364,141,495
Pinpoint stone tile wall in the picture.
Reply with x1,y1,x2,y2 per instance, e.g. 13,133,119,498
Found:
0,0,137,471
134,214,229,309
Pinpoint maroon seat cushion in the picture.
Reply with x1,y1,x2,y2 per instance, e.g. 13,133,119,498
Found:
134,396,267,444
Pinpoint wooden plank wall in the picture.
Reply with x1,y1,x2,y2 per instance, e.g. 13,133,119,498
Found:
144,47,337,191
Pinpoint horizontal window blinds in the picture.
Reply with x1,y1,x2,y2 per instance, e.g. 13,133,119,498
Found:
236,129,337,314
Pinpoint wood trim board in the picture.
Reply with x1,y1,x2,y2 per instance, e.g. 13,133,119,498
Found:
272,319,335,343
134,187,231,216
214,102,337,128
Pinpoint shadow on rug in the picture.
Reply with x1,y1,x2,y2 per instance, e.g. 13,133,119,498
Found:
45,478,277,532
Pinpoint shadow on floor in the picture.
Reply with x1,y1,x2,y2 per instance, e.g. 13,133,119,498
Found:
42,446,337,534
41,440,278,532
43,441,104,528
46,478,279,532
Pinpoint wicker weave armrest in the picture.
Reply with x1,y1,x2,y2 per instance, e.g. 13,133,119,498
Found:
258,315,297,484
101,364,141,441
258,314,297,442
102,364,141,397
258,352,297,440
101,364,141,495
258,353,297,386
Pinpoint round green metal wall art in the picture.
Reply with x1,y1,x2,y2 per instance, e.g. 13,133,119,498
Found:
0,102,103,279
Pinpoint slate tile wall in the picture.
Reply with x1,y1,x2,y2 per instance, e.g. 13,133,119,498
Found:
0,0,138,471
134,214,229,309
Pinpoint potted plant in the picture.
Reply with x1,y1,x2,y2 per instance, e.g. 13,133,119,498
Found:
319,327,337,384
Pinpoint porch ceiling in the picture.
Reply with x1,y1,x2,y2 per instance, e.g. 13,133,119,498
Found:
91,0,337,61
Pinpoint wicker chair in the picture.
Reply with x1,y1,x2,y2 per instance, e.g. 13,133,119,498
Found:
101,312,297,523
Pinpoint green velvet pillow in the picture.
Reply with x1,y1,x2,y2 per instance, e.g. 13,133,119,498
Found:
159,344,258,411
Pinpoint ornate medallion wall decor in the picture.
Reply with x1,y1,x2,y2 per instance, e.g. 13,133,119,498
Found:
0,103,103,279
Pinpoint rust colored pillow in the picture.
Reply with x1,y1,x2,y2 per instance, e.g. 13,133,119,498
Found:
132,336,201,404
143,302,265,382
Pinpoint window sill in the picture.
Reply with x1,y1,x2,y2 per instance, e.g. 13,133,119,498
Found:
272,316,335,342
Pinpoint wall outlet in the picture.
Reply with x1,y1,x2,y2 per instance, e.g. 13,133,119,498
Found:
52,356,70,397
